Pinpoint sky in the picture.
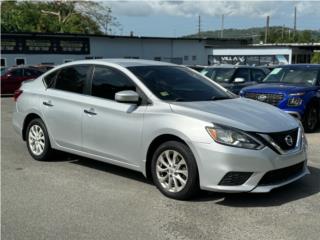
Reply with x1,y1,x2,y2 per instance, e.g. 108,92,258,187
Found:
104,0,320,37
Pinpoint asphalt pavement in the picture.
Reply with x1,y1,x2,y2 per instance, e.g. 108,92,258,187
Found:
1,97,320,240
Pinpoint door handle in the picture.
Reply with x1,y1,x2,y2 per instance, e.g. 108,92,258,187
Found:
84,108,97,115
43,101,53,107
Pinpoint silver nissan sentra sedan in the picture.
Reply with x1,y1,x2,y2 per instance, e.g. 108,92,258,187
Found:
12,59,309,200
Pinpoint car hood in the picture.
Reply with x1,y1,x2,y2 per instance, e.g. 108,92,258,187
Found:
169,98,298,133
242,83,316,94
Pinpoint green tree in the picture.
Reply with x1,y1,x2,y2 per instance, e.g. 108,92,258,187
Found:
311,52,320,64
0,1,120,34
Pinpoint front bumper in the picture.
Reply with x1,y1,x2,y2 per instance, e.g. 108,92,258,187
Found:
191,138,308,193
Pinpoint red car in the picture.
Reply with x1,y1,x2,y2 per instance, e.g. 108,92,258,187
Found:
1,67,44,94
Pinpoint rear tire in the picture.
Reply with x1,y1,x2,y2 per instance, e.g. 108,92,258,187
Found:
151,141,199,200
26,118,54,161
303,103,319,133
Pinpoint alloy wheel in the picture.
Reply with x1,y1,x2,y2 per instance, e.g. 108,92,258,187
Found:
28,124,45,156
156,150,188,193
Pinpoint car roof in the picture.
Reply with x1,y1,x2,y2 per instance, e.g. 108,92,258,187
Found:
7,66,44,71
63,59,177,68
204,64,265,69
276,64,320,68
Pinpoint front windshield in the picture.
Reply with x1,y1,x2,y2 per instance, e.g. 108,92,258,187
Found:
201,68,235,83
128,66,233,102
263,67,319,85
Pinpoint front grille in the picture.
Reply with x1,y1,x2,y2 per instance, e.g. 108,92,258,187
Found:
258,162,305,186
219,172,253,186
268,128,298,151
244,92,284,106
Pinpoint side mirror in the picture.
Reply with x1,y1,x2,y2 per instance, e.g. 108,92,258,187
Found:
234,77,245,83
115,90,140,104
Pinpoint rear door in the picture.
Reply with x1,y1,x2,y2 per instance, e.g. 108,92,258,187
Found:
82,65,147,167
41,65,91,151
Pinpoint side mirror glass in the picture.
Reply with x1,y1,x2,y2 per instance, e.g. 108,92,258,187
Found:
234,77,245,83
115,90,140,104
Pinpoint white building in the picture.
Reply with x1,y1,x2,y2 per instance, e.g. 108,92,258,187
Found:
1,32,318,68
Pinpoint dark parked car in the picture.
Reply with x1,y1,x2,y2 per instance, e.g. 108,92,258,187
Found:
30,64,55,72
1,67,44,94
201,65,270,94
240,64,320,132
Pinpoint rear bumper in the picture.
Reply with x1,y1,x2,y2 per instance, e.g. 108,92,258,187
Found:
12,111,24,138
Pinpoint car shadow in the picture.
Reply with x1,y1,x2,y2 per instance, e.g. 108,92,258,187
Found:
192,166,320,207
68,155,153,185
51,153,319,206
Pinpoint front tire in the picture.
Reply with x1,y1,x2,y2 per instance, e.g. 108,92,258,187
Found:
26,118,54,161
151,141,199,200
303,103,319,133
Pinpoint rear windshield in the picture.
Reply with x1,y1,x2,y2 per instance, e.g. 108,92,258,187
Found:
128,66,233,102
263,67,319,85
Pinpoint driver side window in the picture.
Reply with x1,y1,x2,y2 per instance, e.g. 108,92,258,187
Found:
91,66,136,100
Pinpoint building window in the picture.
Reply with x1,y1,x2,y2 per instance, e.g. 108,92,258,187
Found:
184,56,189,61
154,57,161,61
15,58,25,66
1,58,6,67
192,56,197,61
64,59,73,63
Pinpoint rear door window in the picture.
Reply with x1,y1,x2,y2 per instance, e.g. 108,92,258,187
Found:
54,65,90,94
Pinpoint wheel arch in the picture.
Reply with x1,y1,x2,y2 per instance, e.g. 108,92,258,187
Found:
145,134,190,180
22,113,43,141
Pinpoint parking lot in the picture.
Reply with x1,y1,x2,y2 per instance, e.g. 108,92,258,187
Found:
1,97,320,240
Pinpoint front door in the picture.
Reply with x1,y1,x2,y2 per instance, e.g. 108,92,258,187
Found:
82,65,146,167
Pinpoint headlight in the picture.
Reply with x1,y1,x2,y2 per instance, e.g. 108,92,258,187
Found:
288,97,303,106
206,125,264,150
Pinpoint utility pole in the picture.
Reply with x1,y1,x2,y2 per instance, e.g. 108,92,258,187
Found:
293,6,297,39
282,25,285,41
220,14,224,38
198,15,201,38
265,15,270,43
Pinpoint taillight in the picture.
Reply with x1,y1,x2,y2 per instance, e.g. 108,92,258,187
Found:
13,89,23,102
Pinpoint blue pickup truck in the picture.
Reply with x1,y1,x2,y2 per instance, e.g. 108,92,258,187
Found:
240,64,320,132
